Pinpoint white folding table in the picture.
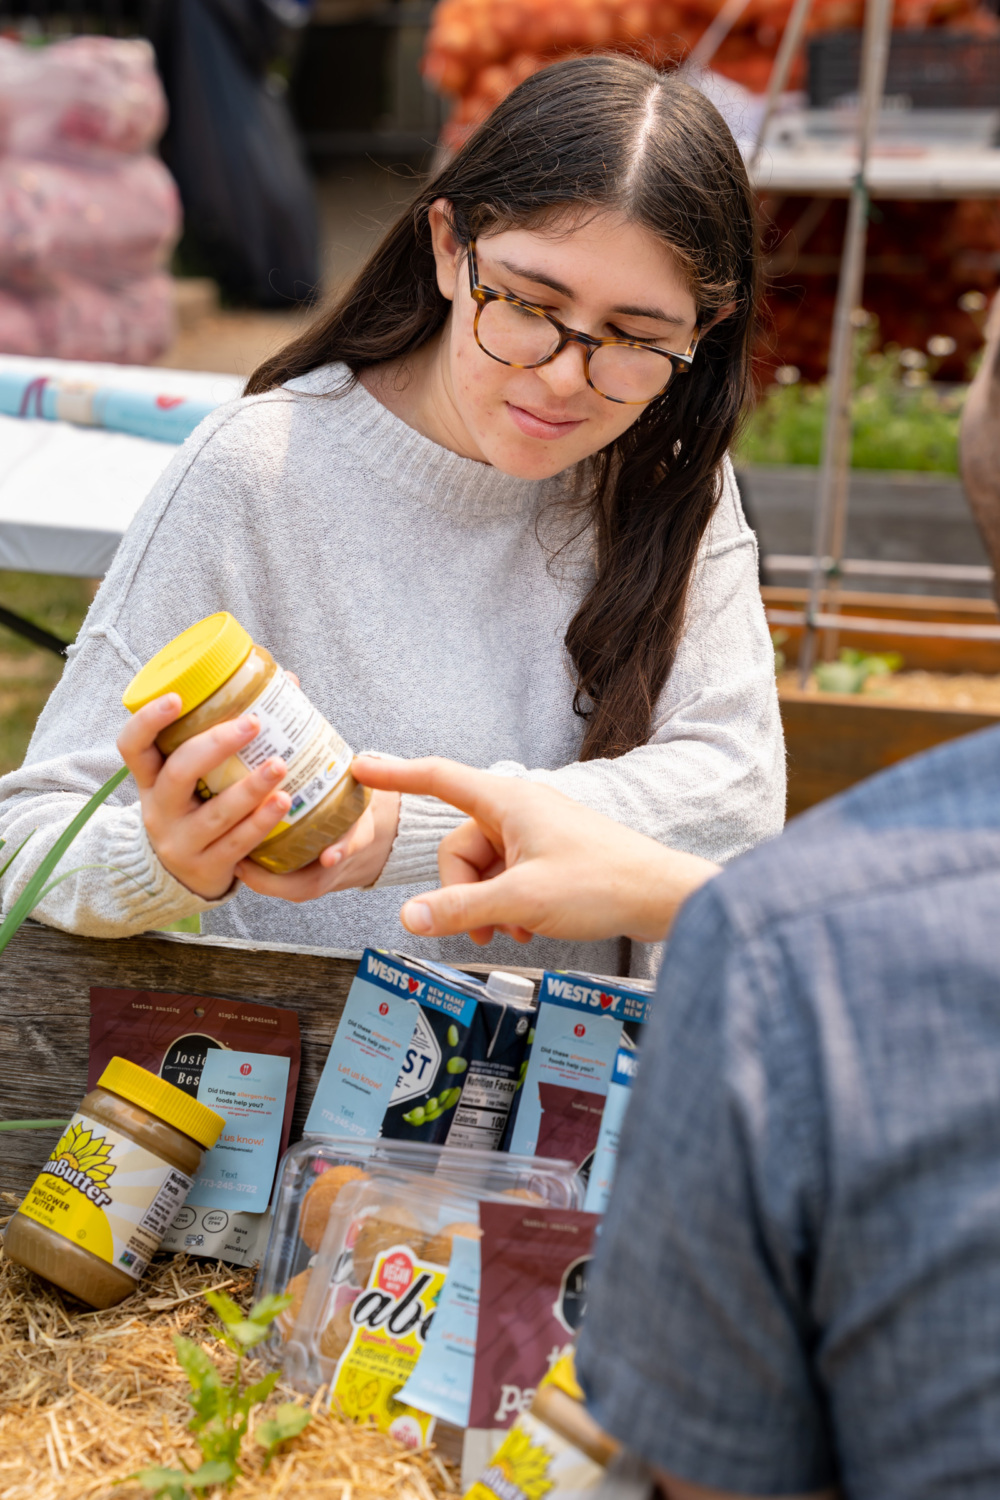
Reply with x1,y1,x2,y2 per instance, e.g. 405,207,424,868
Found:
0,355,241,579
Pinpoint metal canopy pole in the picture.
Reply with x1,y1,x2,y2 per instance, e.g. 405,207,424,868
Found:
797,0,895,685
748,0,816,177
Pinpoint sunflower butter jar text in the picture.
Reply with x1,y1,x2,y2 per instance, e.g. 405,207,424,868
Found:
4,1058,224,1307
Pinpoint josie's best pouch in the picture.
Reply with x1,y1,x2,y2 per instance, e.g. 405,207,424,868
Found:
89,987,300,1265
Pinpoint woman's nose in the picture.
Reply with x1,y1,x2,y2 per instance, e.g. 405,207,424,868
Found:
536,338,590,397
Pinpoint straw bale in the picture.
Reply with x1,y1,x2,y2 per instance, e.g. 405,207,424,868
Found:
0,1242,457,1500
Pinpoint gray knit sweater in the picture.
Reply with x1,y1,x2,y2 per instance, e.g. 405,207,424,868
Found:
0,366,784,978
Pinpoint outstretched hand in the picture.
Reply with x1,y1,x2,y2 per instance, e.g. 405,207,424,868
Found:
351,755,719,946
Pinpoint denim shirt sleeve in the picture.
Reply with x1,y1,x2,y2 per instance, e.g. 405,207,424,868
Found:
576,880,836,1496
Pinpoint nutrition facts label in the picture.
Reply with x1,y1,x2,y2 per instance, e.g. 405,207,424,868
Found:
137,1169,193,1246
238,670,321,771
235,670,353,822
117,1168,196,1276
447,1071,518,1150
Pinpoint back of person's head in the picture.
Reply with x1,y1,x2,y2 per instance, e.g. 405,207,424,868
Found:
249,55,760,760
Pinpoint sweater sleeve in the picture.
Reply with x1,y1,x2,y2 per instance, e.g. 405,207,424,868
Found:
376,461,786,887
0,629,234,937
0,397,290,939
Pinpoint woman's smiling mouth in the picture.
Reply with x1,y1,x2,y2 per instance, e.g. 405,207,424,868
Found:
505,401,586,441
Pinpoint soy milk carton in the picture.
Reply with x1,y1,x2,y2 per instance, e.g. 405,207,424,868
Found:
504,970,653,1162
305,950,535,1149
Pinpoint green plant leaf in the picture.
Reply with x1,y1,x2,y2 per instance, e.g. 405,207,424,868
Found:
130,1466,192,1500
263,1403,311,1442
225,1318,276,1349
0,765,129,957
187,1459,236,1494
203,1288,247,1327
193,1418,240,1468
173,1334,224,1428
815,660,870,694
247,1292,294,1327
0,830,33,880
242,1370,280,1408
257,1403,311,1469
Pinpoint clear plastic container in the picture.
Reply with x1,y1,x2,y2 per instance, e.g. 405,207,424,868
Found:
256,1136,581,1375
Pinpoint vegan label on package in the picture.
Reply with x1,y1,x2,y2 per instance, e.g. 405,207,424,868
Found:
330,1240,448,1449
17,1114,192,1280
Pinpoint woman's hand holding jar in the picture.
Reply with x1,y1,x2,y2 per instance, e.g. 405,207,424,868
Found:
117,683,400,903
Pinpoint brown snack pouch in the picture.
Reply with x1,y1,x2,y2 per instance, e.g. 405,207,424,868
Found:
536,1084,606,1179
89,987,300,1264
468,1202,600,1433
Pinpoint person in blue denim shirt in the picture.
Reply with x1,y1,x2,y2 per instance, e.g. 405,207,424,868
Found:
357,726,1000,1499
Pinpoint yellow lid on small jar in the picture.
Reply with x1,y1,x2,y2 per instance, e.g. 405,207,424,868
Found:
122,612,253,716
98,1057,225,1149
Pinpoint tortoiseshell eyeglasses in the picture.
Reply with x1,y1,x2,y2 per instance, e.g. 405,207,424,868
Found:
466,239,698,405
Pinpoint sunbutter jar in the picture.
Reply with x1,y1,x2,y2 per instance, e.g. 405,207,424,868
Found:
121,611,370,874
4,1058,224,1308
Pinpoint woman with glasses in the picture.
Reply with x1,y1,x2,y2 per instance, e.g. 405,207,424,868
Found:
0,54,784,975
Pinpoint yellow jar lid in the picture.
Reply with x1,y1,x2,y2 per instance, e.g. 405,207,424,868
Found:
99,1057,225,1149
122,612,253,716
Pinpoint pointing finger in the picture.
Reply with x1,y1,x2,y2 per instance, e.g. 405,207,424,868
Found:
399,867,535,940
352,755,507,833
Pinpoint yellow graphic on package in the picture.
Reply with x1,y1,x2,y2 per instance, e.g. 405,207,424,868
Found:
17,1112,192,1278
331,1241,447,1450
468,1425,556,1500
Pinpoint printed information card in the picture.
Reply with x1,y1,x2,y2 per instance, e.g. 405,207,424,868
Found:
193,1049,290,1212
399,1230,481,1428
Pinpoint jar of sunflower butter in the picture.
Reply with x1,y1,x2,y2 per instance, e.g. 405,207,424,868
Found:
4,1058,224,1308
121,611,370,875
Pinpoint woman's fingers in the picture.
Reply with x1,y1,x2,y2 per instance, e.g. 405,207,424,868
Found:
153,714,261,820
184,758,287,842
116,694,182,789
317,803,376,870
199,785,293,865
235,855,336,904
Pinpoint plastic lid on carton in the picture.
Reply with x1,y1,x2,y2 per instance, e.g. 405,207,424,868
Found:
486,971,535,1005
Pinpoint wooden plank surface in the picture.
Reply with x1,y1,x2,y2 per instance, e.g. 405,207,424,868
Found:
781,692,1000,818
0,923,365,1200
0,924,541,1205
764,587,1000,674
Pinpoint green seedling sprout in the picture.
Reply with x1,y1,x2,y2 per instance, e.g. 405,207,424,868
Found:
131,1290,310,1497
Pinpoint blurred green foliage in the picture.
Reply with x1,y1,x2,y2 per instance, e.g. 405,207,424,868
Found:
0,571,93,775
814,648,904,695
737,328,968,474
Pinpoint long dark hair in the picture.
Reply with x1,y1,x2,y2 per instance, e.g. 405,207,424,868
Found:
247,55,759,759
